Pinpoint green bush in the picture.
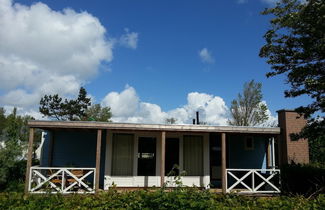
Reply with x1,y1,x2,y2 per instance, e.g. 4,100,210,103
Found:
281,163,325,196
0,190,324,209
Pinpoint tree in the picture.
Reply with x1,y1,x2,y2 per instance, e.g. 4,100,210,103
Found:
228,80,269,126
259,0,324,161
39,87,91,121
85,104,112,122
165,117,177,124
0,108,37,190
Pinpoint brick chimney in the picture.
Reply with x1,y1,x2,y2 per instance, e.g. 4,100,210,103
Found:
277,109,309,165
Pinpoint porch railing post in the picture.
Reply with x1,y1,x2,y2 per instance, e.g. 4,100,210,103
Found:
95,129,102,192
24,127,34,194
221,132,226,194
160,131,166,187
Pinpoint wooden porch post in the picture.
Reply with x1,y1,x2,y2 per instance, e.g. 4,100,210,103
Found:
95,129,102,192
24,128,34,194
160,131,166,187
221,132,226,194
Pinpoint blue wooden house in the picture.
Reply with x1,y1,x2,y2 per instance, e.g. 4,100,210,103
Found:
24,110,309,194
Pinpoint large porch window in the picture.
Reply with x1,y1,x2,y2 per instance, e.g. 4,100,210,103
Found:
183,135,203,176
111,134,134,176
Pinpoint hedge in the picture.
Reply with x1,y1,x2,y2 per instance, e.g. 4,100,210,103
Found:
0,189,324,209
281,163,325,196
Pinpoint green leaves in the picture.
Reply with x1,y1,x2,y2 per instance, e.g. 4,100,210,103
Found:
39,87,92,121
260,0,325,162
84,104,112,122
1,190,325,209
39,87,112,122
229,80,269,126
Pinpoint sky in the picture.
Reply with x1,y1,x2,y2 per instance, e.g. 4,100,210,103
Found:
0,0,311,125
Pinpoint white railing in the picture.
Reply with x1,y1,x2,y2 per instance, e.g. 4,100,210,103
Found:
29,166,96,194
226,169,280,194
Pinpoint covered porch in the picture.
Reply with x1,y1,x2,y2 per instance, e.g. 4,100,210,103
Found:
25,121,281,194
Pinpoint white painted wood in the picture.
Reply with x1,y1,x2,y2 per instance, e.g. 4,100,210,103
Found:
104,176,209,189
104,176,161,189
29,167,96,194
226,169,280,193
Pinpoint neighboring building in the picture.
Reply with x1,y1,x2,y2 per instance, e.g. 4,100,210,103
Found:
25,110,308,194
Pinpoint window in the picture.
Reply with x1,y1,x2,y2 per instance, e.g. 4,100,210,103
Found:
244,136,254,150
111,134,134,176
183,135,203,176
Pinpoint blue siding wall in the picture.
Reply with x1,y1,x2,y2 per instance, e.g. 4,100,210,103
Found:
40,129,107,188
52,130,97,167
228,135,267,169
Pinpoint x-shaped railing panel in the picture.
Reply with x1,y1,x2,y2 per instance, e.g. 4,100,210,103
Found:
29,167,96,194
226,169,280,193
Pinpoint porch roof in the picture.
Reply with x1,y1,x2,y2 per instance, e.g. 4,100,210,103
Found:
28,120,280,134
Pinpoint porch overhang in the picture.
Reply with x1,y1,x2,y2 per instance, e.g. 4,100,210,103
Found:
27,120,280,134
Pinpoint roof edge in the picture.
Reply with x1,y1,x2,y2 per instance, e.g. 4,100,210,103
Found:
27,120,281,134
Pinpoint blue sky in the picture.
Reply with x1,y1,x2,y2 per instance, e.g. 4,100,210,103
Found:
0,0,310,124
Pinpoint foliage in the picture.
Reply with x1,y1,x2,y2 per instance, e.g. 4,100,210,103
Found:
259,0,324,141
39,87,112,122
165,117,177,124
308,135,325,163
39,87,91,121
0,190,324,209
281,163,325,197
228,80,269,126
0,108,39,191
84,104,112,122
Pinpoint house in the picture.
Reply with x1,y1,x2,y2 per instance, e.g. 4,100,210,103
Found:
24,110,309,194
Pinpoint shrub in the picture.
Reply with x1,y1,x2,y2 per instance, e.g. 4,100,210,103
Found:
281,163,325,197
0,190,324,209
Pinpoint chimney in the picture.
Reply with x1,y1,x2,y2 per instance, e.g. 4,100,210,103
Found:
196,111,200,125
277,109,309,165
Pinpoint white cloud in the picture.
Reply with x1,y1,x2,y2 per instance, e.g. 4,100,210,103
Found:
100,85,278,126
0,0,136,115
101,85,139,117
101,85,229,125
119,28,138,49
199,48,215,64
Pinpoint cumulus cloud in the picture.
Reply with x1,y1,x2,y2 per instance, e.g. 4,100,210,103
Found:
119,28,138,49
199,48,215,64
101,85,229,125
0,0,137,116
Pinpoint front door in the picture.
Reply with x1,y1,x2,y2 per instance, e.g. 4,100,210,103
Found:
137,137,156,176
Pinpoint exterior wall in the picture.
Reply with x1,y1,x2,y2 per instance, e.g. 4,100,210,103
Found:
40,129,107,187
277,110,309,164
104,131,210,189
228,134,267,169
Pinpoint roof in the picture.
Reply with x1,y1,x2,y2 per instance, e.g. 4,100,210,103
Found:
28,120,280,134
